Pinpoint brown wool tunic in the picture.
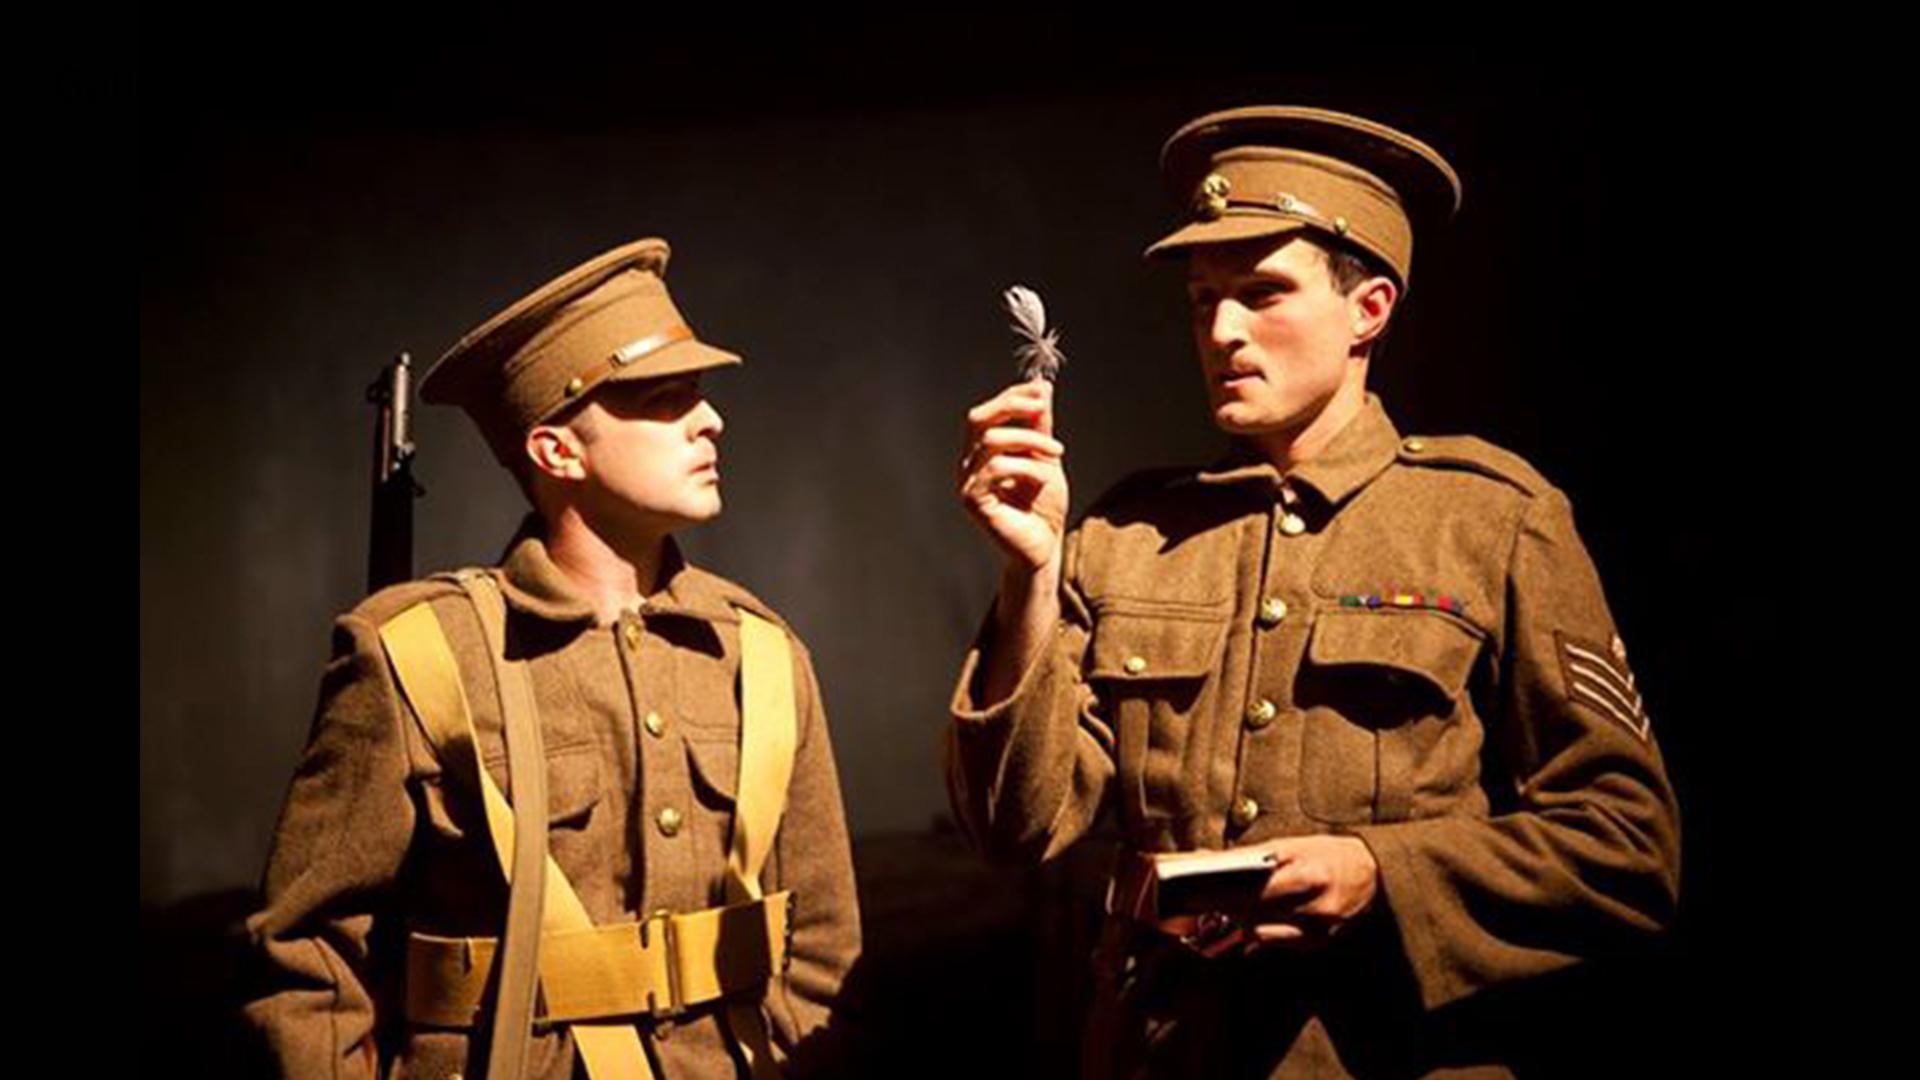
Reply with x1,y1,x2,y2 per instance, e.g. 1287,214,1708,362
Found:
245,524,861,1079
946,395,1680,1079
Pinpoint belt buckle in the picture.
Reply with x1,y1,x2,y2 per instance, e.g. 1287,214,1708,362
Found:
639,910,686,1021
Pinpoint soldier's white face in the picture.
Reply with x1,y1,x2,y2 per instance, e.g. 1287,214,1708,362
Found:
570,374,725,533
1185,235,1369,441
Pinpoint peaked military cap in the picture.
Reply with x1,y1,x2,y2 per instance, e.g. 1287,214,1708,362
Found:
421,237,741,466
1145,106,1463,286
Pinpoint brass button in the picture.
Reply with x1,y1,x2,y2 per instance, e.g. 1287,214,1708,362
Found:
622,621,643,651
565,376,585,397
1123,655,1148,675
1334,215,1350,236
1257,597,1288,627
1244,698,1277,729
1404,437,1426,453
1230,796,1261,829
1279,513,1306,536
643,710,666,738
655,807,683,837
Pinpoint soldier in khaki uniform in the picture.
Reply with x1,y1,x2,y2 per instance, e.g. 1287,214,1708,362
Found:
948,108,1680,1077
244,239,861,1079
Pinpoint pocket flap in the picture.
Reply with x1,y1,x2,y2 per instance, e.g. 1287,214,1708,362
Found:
1089,609,1229,681
480,744,603,825
1307,610,1481,701
544,745,603,825
684,735,740,804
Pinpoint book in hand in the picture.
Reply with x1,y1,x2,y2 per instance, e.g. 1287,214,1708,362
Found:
1114,847,1279,957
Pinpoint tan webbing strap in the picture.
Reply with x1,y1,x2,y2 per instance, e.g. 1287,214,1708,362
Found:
378,604,516,871
404,891,793,1026
731,611,798,898
461,573,548,1080
380,601,655,1080
722,611,799,1080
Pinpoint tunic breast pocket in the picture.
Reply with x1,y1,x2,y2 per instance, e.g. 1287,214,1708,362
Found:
423,743,604,838
685,734,739,811
412,744,605,902
685,735,743,896
1087,600,1230,833
1295,609,1482,825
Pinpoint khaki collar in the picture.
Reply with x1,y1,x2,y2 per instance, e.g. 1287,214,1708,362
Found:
496,517,739,626
1195,393,1402,507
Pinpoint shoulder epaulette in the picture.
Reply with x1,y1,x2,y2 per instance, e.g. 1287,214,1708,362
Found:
1395,435,1551,497
688,568,791,632
350,575,468,628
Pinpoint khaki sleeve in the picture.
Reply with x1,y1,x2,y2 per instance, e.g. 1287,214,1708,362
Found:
1351,489,1681,1010
766,638,864,1078
942,529,1117,863
240,613,417,1078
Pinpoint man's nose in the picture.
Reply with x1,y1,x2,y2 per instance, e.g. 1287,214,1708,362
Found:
1208,299,1249,355
692,399,724,440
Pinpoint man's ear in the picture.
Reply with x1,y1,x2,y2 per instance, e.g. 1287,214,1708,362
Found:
1350,275,1399,347
525,422,588,482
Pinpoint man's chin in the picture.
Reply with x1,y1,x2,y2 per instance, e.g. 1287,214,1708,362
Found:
649,496,723,534
1212,404,1280,436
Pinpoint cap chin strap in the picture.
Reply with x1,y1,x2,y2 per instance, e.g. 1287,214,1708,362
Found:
611,323,695,367
1199,188,1354,241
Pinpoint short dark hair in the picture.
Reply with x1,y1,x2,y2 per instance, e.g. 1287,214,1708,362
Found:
1311,233,1395,296
1305,233,1397,348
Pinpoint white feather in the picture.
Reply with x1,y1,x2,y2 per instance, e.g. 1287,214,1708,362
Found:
1002,284,1067,381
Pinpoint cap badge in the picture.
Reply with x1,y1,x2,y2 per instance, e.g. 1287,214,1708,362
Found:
1198,173,1232,220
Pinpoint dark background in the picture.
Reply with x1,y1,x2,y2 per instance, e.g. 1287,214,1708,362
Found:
142,15,1797,1077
